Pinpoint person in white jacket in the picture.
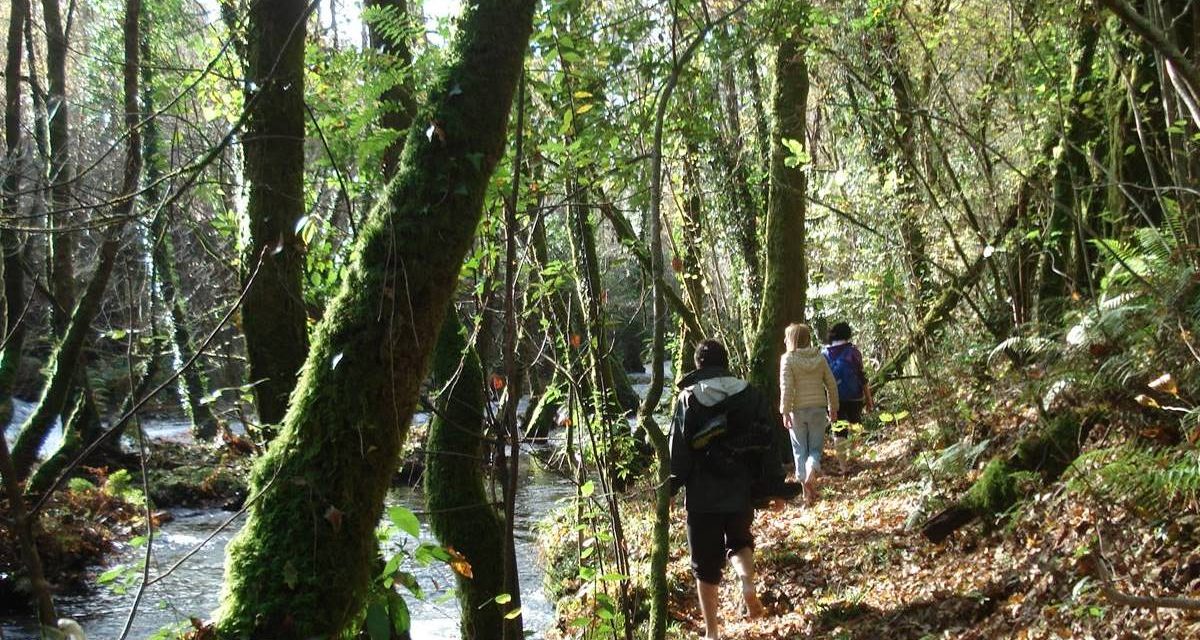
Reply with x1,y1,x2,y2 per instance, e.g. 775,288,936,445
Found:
779,323,839,503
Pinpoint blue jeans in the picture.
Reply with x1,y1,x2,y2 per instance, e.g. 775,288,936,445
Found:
789,407,828,480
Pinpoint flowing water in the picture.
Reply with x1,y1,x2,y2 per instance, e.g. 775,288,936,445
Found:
2,403,575,639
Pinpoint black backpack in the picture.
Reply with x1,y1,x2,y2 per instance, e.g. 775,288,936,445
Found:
683,386,778,481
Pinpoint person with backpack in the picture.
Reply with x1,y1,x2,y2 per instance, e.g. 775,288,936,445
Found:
822,321,874,433
779,323,839,504
669,339,780,639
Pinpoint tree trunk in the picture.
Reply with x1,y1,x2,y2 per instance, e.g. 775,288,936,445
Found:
214,1,534,634
2,0,29,412
426,309,508,640
41,0,75,335
1036,17,1101,326
0,1,56,626
676,147,706,378
141,4,221,440
241,0,311,431
749,23,810,424
922,411,1094,543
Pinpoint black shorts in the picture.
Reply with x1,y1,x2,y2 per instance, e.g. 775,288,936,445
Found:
831,399,864,437
686,510,754,585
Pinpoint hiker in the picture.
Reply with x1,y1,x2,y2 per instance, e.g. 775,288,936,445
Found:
823,321,874,436
779,322,839,504
669,339,773,640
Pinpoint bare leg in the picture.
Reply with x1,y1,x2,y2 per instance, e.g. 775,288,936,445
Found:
697,579,722,639
730,548,765,619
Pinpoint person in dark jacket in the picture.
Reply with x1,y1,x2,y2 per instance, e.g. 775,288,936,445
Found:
822,321,874,432
669,339,777,639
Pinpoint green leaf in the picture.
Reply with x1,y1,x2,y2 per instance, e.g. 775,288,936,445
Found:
504,607,522,620
782,137,810,168
494,593,513,605
98,566,124,584
365,603,390,640
389,590,411,633
388,506,421,538
580,480,595,497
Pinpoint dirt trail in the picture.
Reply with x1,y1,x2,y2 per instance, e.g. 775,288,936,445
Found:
666,421,1200,639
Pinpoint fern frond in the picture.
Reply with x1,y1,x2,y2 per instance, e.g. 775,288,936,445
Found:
1069,446,1200,517
988,335,1058,367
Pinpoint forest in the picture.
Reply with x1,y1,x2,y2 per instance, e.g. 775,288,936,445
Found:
1,0,1198,638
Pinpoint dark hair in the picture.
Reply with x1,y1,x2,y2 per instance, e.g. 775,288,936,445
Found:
694,340,729,369
829,322,852,342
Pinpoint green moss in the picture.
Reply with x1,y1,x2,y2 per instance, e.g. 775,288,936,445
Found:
425,311,509,639
964,458,1020,518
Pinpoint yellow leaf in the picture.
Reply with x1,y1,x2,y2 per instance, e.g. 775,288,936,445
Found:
575,103,594,114
1135,394,1160,409
446,546,473,579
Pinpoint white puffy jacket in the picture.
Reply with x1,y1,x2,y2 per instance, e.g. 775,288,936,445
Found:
779,347,839,414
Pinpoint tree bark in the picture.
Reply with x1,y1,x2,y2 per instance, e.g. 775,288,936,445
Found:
0,1,56,626
922,412,1092,543
214,1,534,634
426,309,508,640
676,147,706,378
2,0,29,411
1036,17,1101,326
241,0,311,431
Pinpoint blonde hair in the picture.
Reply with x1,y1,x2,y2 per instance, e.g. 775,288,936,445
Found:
784,323,811,351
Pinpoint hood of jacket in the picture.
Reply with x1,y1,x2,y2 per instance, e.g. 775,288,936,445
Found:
677,366,749,407
783,347,827,371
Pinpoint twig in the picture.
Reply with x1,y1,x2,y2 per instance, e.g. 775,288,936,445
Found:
1090,533,1200,611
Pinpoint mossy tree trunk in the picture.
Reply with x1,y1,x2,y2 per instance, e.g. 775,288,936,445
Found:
240,0,311,431
426,309,510,640
713,49,763,335
748,18,810,420
922,411,1094,543
1036,16,1101,326
676,146,706,380
2,0,29,413
141,6,221,440
213,1,535,635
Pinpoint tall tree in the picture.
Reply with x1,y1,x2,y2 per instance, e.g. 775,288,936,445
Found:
214,0,535,634
240,0,311,430
749,9,811,428
41,0,76,334
142,1,221,440
0,0,57,627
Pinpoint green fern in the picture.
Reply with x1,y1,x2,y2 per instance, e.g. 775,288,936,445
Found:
1069,446,1200,517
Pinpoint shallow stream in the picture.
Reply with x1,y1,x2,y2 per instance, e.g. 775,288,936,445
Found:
3,404,576,639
